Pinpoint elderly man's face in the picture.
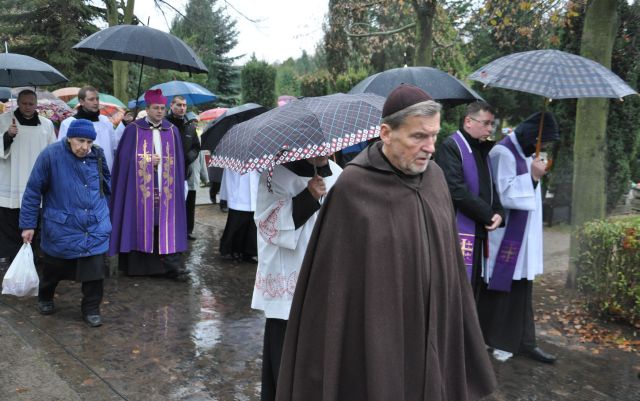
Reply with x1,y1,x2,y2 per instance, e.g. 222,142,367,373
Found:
381,113,440,175
18,94,37,118
80,90,100,113
68,137,93,158
171,99,187,117
146,104,166,125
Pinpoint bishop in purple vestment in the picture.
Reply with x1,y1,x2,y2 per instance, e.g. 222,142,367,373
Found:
108,89,188,280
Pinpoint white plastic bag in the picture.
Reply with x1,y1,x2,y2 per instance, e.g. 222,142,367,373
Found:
2,243,39,297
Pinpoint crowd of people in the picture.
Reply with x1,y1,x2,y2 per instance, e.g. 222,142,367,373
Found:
0,83,560,400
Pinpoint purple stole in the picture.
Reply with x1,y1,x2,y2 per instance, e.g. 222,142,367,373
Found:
451,131,481,282
488,136,529,292
135,125,178,254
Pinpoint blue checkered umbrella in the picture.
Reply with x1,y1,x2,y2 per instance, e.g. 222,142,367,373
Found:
468,49,637,100
210,93,384,173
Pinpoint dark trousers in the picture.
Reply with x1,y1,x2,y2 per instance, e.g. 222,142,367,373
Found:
209,182,221,204
39,259,104,316
477,279,536,353
0,207,23,260
261,318,288,401
186,189,196,234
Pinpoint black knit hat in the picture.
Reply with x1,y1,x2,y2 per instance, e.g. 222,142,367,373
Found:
514,111,560,156
382,84,433,118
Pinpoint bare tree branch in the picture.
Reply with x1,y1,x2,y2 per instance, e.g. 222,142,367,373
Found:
345,22,416,38
221,0,260,23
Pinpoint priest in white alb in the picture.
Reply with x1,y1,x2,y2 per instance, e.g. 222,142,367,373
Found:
58,86,117,171
478,111,560,364
0,89,56,272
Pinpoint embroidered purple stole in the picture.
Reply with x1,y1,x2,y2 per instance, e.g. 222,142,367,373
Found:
488,136,529,292
135,126,178,254
451,131,479,282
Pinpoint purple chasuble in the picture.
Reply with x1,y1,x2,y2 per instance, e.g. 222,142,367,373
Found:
488,136,529,292
108,118,187,256
451,131,480,282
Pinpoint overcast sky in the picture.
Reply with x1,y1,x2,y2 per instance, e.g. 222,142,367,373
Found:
134,0,328,64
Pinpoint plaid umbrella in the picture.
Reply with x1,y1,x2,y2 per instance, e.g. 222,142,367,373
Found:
468,49,637,100
469,49,638,157
211,93,384,173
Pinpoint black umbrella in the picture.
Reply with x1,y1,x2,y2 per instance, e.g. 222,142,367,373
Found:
349,66,484,107
0,52,68,87
201,103,269,152
73,25,208,106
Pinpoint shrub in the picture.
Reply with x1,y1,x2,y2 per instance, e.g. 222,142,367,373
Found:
299,71,331,97
241,57,276,108
332,68,370,93
576,215,640,324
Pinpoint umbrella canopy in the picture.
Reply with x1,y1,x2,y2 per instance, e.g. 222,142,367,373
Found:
4,97,74,124
349,66,484,107
199,107,228,122
210,93,384,173
52,87,81,102
67,92,126,108
0,87,10,100
201,103,268,152
97,103,125,125
468,49,638,100
73,25,208,74
0,52,68,87
10,87,60,101
136,80,216,107
278,95,297,107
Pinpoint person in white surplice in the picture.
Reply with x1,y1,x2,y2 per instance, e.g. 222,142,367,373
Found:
219,169,260,261
252,157,341,401
0,89,56,274
478,111,560,364
58,86,117,171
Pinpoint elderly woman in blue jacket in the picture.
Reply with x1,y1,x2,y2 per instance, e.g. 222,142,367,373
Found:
20,119,111,327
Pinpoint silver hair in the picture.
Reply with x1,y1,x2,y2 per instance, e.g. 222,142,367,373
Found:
382,100,442,129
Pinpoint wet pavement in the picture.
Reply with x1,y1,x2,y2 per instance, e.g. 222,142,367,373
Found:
1,198,639,401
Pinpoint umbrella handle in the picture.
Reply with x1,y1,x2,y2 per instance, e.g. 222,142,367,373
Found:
545,158,554,172
535,98,550,158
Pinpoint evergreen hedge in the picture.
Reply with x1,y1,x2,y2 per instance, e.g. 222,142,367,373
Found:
576,215,640,324
241,58,276,108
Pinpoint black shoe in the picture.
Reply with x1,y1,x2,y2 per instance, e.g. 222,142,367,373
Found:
83,314,103,327
38,301,55,315
220,205,229,213
521,347,556,364
187,234,196,241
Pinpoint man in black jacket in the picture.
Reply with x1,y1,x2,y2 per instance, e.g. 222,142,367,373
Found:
166,96,201,240
435,102,504,298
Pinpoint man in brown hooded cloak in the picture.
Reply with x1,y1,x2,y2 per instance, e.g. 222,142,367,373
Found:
275,84,497,401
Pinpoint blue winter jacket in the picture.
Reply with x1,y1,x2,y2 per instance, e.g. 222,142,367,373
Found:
20,140,112,259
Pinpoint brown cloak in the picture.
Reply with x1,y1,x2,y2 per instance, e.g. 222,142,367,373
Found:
275,142,496,401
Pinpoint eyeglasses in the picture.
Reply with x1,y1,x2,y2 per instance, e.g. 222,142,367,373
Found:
469,116,497,128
